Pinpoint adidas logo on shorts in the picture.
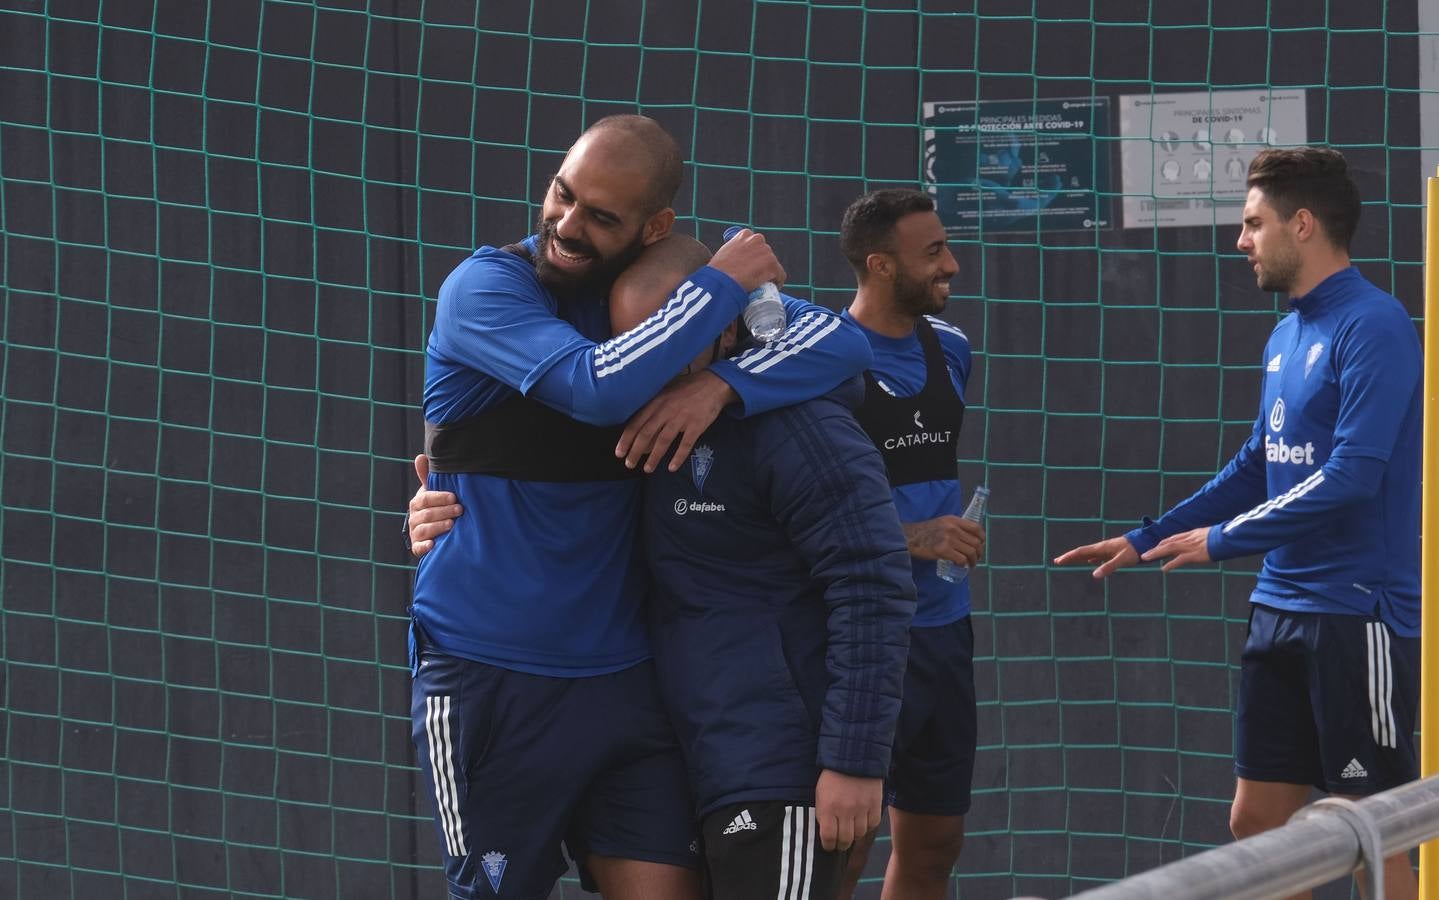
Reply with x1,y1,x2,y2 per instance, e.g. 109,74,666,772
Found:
722,809,758,835
1340,758,1368,780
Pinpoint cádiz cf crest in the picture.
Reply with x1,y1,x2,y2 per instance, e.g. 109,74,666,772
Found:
690,444,715,493
481,850,507,893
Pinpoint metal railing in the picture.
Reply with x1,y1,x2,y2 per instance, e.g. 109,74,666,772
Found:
1017,775,1439,900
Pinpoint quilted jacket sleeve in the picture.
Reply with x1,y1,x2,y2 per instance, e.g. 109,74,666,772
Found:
756,382,917,778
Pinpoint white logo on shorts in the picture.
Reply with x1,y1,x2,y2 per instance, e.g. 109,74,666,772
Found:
722,809,758,835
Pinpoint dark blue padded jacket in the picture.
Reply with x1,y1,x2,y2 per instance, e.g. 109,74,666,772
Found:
644,376,916,818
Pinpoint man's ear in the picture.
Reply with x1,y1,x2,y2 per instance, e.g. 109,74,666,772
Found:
716,318,741,358
864,251,893,280
642,207,676,245
1290,207,1318,244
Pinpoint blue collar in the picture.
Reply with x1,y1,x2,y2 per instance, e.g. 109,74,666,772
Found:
1289,266,1359,316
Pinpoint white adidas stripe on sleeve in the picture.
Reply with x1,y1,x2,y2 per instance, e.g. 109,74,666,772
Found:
1222,469,1326,534
595,282,714,379
596,281,704,365
736,313,841,375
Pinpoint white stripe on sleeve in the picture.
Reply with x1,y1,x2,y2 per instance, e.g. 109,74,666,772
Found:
595,282,713,379
1221,469,1325,534
736,314,841,375
735,311,828,371
596,281,703,365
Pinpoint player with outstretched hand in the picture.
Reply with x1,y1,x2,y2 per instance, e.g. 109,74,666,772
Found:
1055,147,1422,900
409,115,872,900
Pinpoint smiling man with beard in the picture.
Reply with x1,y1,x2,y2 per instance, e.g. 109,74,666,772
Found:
528,139,657,298
833,190,986,900
409,114,872,900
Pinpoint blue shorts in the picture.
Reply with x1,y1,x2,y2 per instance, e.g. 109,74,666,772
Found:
410,635,698,899
887,616,977,817
1236,604,1419,795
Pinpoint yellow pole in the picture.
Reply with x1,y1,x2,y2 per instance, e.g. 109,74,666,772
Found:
1422,165,1439,900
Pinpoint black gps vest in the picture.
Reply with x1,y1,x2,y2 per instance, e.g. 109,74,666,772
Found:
853,317,965,487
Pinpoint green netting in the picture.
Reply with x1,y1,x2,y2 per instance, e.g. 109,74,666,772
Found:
0,1,1427,898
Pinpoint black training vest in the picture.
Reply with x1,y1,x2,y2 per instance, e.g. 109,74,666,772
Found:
423,243,637,482
854,317,965,488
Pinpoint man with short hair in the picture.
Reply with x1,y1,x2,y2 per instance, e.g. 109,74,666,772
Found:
607,234,916,900
835,189,984,900
411,114,871,900
1056,146,1422,900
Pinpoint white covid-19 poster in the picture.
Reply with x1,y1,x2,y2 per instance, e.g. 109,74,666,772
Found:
1119,89,1307,229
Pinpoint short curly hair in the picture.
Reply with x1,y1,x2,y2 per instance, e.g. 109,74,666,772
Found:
839,189,936,276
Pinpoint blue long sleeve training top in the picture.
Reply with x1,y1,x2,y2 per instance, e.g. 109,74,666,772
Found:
1126,267,1422,636
413,235,874,675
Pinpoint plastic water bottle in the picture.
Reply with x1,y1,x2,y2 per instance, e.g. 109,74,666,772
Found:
937,485,989,584
721,225,786,342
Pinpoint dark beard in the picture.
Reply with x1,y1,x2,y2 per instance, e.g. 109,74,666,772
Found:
1257,256,1299,294
533,215,646,298
1255,243,1301,294
893,267,945,318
